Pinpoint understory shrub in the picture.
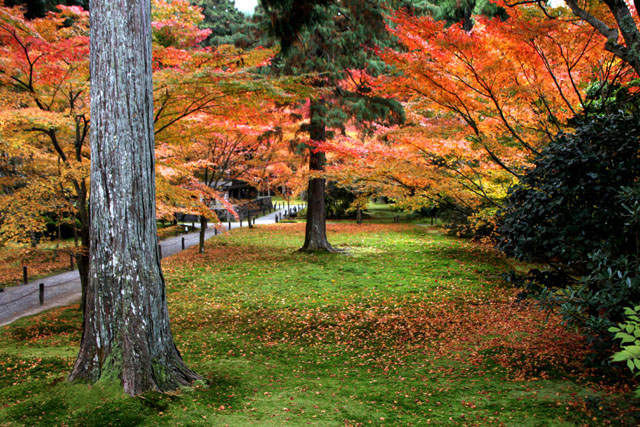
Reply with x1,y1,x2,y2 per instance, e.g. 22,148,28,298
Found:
449,208,500,242
325,182,356,218
498,113,640,273
498,112,640,361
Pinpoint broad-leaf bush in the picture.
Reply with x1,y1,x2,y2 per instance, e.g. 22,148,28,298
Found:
498,113,640,359
449,208,501,243
498,113,640,273
571,250,639,355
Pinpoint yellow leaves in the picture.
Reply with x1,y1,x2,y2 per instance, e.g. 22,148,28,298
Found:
241,46,279,68
0,180,63,245
0,108,71,133
151,0,205,27
151,0,210,49
0,6,89,243
0,6,39,39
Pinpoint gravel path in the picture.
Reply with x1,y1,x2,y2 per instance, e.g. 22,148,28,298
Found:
0,207,300,326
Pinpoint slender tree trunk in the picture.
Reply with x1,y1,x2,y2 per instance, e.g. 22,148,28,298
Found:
300,99,335,252
69,0,199,395
199,215,207,254
462,7,473,32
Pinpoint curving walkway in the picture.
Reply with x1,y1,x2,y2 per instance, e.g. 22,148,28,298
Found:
0,206,300,327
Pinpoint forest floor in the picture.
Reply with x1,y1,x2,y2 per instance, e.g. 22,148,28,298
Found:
0,221,638,426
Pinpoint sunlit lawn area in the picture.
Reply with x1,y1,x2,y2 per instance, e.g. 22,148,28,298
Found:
362,202,444,225
0,222,637,426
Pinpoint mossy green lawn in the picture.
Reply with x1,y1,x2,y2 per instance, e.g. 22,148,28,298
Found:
0,223,636,426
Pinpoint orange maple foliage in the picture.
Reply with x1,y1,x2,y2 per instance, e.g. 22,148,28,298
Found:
152,43,307,220
328,4,633,210
0,4,90,249
0,1,300,247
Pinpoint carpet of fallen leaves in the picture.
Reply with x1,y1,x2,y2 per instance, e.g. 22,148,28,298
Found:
162,223,639,424
1,223,638,426
4,305,81,345
187,294,587,381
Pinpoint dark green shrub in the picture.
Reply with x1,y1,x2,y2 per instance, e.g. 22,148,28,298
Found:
498,113,640,360
325,183,357,219
449,208,500,242
498,113,640,273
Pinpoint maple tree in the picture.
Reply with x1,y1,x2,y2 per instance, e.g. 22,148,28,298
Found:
151,31,306,250
0,1,209,298
148,0,309,234
543,0,640,75
359,3,632,211
0,4,91,296
0,0,287,288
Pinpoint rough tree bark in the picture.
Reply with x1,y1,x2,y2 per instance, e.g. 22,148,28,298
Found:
73,118,90,312
69,0,199,395
300,99,335,252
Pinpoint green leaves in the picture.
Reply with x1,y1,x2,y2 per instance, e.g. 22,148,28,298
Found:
498,112,640,362
610,305,640,376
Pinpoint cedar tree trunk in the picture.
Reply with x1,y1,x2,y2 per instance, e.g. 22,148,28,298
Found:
69,0,199,395
300,100,335,252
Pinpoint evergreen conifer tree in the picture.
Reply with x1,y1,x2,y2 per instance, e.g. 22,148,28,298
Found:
191,0,245,46
260,0,404,251
413,0,506,30
189,0,269,48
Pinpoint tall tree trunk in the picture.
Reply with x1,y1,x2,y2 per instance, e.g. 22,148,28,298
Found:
462,6,473,32
69,0,199,396
300,99,334,252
